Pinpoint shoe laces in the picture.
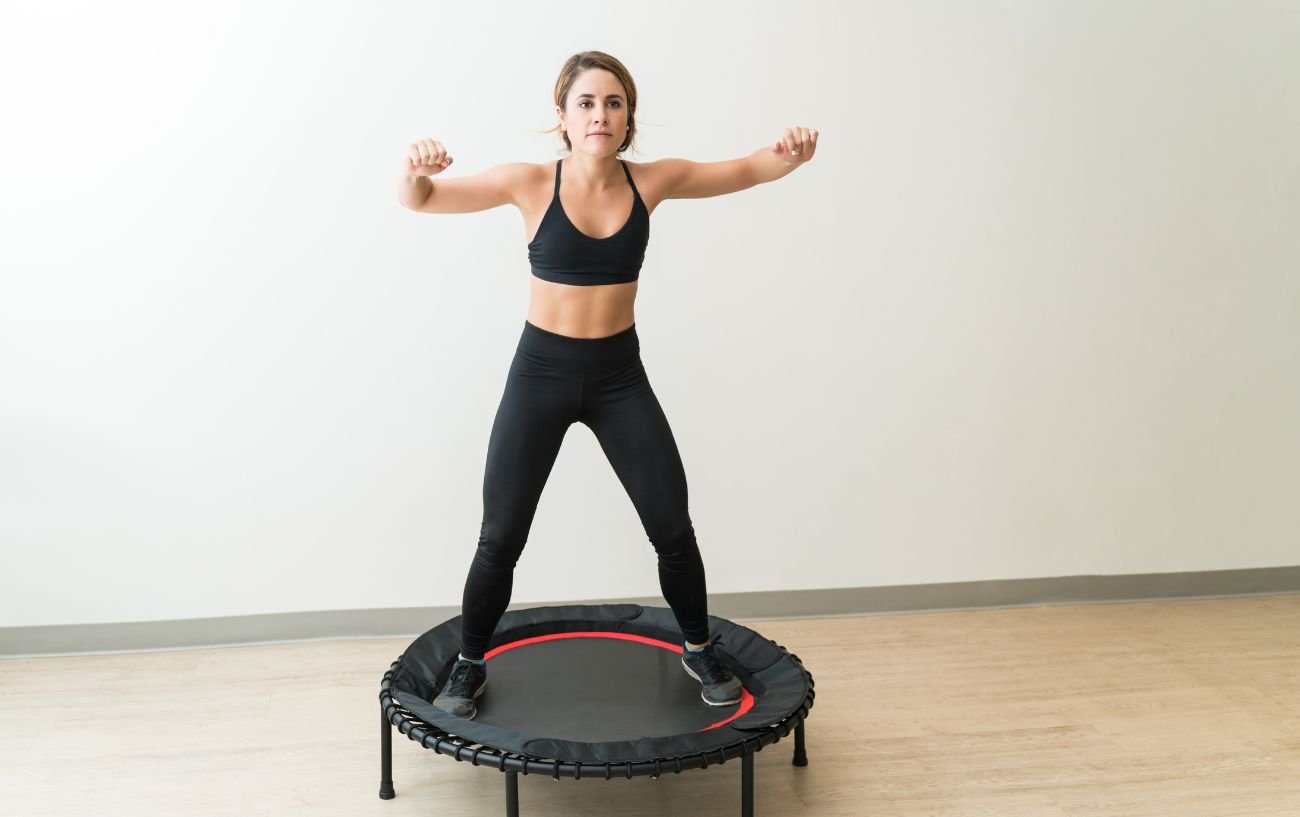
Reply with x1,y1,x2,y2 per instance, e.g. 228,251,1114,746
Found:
687,645,733,685
443,660,480,697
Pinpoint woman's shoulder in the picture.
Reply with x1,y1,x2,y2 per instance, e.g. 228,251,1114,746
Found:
489,161,552,203
618,158,674,210
620,157,681,190
620,157,658,175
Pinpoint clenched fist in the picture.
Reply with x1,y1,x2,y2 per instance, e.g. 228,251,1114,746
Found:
771,126,819,164
406,138,455,176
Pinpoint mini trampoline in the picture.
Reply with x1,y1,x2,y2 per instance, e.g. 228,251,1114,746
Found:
378,604,814,817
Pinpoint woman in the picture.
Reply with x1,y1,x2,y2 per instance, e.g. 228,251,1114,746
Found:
397,51,818,720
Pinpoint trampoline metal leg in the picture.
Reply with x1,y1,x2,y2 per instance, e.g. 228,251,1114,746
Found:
793,721,808,767
505,770,519,817
741,752,754,817
379,703,395,800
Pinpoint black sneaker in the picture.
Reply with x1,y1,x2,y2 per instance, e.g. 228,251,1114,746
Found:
681,642,743,706
432,658,487,719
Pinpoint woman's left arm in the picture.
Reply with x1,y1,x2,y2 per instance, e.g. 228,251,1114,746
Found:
657,126,820,200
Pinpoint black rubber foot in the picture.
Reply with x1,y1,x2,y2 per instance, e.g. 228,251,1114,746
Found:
379,783,396,800
793,754,808,767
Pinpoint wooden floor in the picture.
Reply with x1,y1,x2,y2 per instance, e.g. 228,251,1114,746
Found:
3,594,1300,817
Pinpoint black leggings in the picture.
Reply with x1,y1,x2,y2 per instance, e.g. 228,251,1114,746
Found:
459,320,711,659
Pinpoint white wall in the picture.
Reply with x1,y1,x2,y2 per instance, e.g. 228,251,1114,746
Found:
1,1,1297,628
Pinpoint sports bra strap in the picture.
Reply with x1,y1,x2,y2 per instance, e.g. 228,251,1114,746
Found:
619,159,641,198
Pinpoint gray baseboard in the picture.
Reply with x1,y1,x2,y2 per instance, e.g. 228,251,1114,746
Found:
4,565,1299,657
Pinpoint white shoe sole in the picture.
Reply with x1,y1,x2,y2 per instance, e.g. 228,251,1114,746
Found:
435,680,487,720
681,659,742,707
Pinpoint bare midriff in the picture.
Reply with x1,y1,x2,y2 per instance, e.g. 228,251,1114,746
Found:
526,276,638,339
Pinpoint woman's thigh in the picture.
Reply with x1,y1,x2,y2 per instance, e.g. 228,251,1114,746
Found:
481,352,581,529
581,359,690,531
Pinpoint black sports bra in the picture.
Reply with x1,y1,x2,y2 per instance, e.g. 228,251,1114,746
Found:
527,159,650,286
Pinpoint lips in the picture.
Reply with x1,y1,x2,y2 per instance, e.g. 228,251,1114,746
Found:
589,133,611,137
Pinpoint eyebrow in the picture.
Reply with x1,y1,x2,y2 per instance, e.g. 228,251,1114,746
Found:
575,93,624,100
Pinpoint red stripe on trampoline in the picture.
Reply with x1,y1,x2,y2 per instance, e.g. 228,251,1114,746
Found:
483,631,757,731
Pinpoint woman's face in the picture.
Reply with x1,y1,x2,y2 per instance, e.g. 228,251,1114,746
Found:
558,68,629,156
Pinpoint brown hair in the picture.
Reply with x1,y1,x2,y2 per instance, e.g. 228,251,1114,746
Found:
544,51,639,155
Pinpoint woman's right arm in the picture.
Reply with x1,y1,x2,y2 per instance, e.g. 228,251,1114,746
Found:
397,137,533,214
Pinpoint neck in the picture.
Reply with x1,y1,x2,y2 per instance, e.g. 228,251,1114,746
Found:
564,151,622,191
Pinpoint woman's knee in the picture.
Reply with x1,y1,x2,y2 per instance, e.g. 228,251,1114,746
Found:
473,524,528,572
650,520,701,561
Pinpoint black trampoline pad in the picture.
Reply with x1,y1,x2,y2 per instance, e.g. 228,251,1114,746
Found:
474,633,753,742
390,605,812,765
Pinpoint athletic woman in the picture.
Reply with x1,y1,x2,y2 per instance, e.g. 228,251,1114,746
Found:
397,51,819,720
